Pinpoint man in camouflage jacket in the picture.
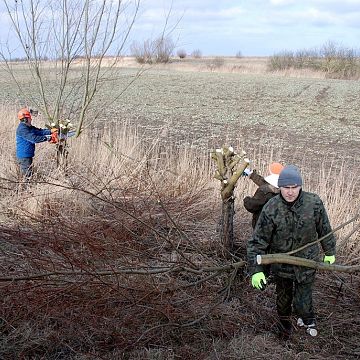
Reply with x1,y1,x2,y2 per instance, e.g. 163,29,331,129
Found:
247,165,336,338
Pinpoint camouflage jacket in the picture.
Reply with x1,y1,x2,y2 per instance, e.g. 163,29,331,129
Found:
247,190,336,283
243,171,280,228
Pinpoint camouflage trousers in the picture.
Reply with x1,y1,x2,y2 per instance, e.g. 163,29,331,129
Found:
275,276,315,326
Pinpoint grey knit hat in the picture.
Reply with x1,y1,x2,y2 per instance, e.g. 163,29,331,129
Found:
278,165,302,187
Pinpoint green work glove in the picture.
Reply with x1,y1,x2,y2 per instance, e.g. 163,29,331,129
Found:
251,272,266,290
323,255,335,264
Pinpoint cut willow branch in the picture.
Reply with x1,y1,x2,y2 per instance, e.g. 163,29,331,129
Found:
257,254,360,273
0,261,247,282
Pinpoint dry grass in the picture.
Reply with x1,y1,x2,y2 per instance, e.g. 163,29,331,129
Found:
91,56,328,78
0,101,360,359
12,54,329,80
306,163,360,254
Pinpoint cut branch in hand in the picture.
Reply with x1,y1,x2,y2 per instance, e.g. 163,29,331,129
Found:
257,254,360,273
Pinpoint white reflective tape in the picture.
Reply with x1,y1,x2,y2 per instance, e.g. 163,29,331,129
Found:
256,255,262,264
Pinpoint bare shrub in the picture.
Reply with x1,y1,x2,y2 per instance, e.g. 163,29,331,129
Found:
235,50,243,58
0,118,222,357
130,39,155,64
153,36,174,63
267,50,295,71
206,56,225,71
293,48,319,69
177,48,187,59
131,36,174,64
191,49,202,58
320,41,359,79
268,42,360,79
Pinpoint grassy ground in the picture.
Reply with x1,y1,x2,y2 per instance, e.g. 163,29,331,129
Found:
0,59,360,359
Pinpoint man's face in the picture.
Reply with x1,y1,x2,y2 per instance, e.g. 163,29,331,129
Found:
280,185,301,202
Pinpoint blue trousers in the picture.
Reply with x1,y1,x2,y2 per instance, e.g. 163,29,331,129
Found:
17,157,33,179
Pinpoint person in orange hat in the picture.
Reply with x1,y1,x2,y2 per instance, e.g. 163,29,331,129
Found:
269,162,283,176
243,162,284,228
16,108,55,180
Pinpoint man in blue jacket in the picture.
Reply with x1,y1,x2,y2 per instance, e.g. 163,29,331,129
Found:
16,108,54,179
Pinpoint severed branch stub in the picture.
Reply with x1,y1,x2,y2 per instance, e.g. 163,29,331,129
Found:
212,146,250,256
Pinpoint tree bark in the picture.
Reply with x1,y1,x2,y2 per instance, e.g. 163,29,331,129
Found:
221,197,235,255
56,142,69,173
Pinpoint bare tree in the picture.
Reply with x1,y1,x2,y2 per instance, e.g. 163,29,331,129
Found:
1,0,141,139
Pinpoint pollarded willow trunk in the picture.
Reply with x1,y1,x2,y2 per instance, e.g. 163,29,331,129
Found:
221,197,235,254
56,142,69,173
212,146,249,257
50,119,74,174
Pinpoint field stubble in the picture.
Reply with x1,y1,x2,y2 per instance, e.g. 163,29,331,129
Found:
97,65,360,194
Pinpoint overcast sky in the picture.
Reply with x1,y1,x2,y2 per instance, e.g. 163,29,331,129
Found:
131,0,360,56
0,0,359,57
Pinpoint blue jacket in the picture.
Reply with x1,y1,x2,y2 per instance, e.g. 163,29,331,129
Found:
16,122,51,158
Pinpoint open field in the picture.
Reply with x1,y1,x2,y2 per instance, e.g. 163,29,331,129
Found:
0,58,360,359
1,57,359,176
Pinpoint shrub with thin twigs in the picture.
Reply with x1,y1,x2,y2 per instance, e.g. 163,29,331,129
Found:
130,39,154,64
268,42,360,79
206,56,225,71
268,50,295,71
191,49,202,58
131,36,175,64
177,48,187,59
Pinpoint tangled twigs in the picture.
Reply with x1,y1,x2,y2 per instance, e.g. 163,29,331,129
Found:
0,261,247,282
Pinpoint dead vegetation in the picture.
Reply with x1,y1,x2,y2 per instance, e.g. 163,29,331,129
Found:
1,106,360,358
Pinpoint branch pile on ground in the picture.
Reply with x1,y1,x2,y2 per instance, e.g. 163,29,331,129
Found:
1,165,360,358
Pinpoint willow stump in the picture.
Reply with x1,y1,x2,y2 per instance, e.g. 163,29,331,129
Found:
212,146,249,257
56,142,69,173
